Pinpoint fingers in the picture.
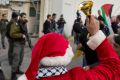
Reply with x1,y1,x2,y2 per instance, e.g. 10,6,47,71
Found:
86,15,100,35
86,15,95,25
90,15,99,25
86,17,89,27
86,15,95,28
89,15,95,23
89,15,99,27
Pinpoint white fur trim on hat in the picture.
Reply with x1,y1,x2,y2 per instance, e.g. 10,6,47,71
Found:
87,30,106,50
17,74,28,80
41,45,74,66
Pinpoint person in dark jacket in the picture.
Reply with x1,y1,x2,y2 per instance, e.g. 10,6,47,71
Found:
116,15,120,34
98,10,104,23
43,14,52,34
111,16,118,33
51,13,57,32
72,16,84,45
98,10,110,36
0,14,8,49
19,13,32,49
57,14,66,34
18,13,28,34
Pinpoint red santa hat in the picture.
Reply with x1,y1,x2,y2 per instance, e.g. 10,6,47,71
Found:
18,32,74,80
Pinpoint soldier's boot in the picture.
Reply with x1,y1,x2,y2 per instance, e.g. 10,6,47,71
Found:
11,72,17,80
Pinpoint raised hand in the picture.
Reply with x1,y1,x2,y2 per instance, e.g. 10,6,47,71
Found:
86,15,100,35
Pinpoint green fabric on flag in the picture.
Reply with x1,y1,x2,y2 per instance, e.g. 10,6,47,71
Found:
101,8,108,26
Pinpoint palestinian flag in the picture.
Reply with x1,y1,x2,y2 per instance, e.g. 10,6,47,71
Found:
101,4,114,34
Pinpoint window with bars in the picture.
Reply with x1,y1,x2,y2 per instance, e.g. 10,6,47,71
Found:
29,4,36,17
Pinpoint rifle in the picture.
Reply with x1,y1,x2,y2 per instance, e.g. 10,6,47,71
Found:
24,33,33,49
19,21,33,49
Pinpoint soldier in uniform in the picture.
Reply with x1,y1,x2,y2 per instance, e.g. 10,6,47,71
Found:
0,14,8,49
8,12,25,80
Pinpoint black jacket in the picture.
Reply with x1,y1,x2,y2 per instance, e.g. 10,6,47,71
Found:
51,20,56,31
112,22,119,33
57,18,66,28
43,20,51,34
72,19,83,33
18,20,28,34
79,28,99,65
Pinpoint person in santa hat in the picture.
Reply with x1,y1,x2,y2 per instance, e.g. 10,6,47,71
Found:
18,15,120,80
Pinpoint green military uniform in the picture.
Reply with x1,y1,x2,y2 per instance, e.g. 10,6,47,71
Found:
9,19,25,73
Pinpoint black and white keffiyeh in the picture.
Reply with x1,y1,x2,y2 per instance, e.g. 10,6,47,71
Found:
36,66,68,79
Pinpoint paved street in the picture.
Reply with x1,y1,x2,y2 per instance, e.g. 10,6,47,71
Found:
0,36,83,80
